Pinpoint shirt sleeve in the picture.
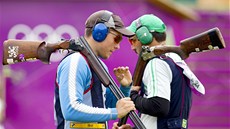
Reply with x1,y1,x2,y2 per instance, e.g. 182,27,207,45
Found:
142,58,172,101
130,57,172,116
130,90,170,116
57,53,117,122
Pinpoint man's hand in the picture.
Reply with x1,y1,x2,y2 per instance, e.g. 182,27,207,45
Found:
113,66,132,86
116,97,135,119
112,122,132,129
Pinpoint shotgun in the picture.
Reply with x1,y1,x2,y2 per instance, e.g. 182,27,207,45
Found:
118,27,226,126
132,27,225,88
2,37,147,129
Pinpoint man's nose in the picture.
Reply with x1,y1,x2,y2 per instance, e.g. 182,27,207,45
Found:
114,43,120,50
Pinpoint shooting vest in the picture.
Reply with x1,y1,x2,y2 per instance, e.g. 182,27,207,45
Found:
140,55,192,129
54,52,105,129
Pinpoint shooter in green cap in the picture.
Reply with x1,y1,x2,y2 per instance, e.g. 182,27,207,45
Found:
113,14,192,129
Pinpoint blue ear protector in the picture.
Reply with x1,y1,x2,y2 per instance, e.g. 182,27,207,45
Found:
92,11,113,42
135,18,153,45
92,23,109,42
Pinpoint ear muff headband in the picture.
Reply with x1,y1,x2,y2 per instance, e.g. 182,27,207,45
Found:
135,18,153,45
92,11,115,42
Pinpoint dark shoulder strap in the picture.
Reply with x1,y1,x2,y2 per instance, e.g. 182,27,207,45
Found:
80,52,94,94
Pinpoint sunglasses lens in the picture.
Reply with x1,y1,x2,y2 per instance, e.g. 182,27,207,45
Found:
109,31,122,43
114,36,122,43
128,39,133,45
129,38,136,45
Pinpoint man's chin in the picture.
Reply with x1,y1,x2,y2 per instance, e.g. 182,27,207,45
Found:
99,55,110,59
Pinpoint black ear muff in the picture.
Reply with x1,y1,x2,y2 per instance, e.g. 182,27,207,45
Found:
92,11,114,42
135,18,153,45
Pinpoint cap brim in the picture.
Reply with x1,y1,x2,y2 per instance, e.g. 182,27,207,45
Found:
115,28,135,37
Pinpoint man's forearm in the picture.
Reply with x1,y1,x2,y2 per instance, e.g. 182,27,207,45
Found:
130,90,170,117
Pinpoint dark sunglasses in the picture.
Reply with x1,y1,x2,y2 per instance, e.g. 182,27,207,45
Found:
109,31,122,44
128,37,137,45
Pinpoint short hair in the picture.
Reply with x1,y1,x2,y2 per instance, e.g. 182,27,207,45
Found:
151,32,166,42
85,27,92,37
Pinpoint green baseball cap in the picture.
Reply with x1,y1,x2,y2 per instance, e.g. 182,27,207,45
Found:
127,14,166,33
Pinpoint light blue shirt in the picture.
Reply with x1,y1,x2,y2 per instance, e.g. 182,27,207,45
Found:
56,52,130,129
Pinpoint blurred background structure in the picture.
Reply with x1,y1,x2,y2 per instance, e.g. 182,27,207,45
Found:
0,0,229,129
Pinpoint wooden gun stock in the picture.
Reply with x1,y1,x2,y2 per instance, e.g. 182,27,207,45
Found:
118,27,226,126
3,39,71,65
